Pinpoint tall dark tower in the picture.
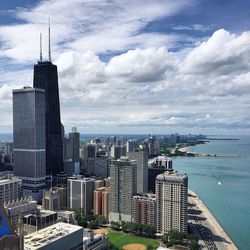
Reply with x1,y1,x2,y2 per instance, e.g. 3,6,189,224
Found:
33,23,63,176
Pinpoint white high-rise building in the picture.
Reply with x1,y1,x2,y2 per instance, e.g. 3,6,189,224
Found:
156,171,188,234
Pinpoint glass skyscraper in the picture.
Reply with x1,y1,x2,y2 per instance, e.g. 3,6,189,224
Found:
33,61,63,176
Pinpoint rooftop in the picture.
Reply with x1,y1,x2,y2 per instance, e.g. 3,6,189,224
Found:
24,222,82,250
0,177,22,185
156,171,188,181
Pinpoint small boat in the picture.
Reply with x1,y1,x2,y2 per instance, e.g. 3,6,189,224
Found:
218,181,222,185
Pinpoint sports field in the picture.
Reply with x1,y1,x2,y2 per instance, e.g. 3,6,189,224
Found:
108,231,159,249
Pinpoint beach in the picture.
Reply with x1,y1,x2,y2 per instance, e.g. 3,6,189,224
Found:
188,190,238,250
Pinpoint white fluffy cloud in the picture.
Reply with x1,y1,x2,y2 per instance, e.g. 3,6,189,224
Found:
0,1,250,134
180,29,250,75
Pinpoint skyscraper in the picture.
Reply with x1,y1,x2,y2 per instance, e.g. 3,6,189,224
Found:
68,127,80,162
156,171,188,234
127,150,148,193
109,157,137,222
13,87,46,200
33,59,63,176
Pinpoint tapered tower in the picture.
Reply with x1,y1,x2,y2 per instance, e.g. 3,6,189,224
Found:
33,22,63,176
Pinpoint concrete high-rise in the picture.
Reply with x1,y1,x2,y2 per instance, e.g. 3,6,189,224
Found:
127,150,148,193
13,87,46,200
109,157,137,222
33,61,63,176
67,177,95,214
156,171,188,234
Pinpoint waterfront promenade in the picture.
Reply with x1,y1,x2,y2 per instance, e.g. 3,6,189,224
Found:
188,190,238,250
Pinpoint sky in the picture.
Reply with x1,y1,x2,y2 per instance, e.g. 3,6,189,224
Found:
0,0,250,135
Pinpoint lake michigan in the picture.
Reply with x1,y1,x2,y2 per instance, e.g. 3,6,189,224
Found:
173,135,250,250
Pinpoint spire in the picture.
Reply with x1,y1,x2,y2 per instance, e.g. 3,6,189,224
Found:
40,33,43,62
48,17,51,62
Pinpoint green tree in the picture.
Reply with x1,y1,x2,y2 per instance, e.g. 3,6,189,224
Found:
96,215,106,225
110,221,120,231
88,220,98,229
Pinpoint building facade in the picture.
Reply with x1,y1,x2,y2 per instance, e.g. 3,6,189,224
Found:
42,186,67,211
110,145,121,160
0,176,22,203
132,193,156,227
24,222,83,250
93,187,109,221
68,127,80,162
109,157,137,222
33,61,64,176
148,156,173,193
156,171,188,234
67,177,95,214
4,196,37,230
23,210,57,235
127,150,148,193
13,87,46,200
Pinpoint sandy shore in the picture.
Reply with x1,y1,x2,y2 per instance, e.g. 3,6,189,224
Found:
178,146,189,153
188,190,238,250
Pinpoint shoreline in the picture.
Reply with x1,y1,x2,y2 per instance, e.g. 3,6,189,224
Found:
178,145,239,158
188,190,238,250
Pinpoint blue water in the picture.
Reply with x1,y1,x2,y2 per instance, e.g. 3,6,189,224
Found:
173,135,250,250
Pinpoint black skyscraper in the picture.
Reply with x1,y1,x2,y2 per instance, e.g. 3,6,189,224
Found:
33,61,63,176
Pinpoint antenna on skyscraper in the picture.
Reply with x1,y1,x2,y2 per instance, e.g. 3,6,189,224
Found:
48,17,51,62
40,33,43,62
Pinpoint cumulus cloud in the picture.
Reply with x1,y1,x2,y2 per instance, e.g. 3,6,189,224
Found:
180,29,250,75
105,47,178,82
0,1,250,134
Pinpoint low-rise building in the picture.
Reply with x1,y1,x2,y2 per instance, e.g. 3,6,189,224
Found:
23,210,57,235
83,229,107,250
4,196,37,230
24,222,83,250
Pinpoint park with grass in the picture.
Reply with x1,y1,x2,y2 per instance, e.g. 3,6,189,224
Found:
108,231,160,250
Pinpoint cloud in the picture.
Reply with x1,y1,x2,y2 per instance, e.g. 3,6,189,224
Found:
0,1,249,134
105,47,178,82
0,0,191,62
180,29,250,75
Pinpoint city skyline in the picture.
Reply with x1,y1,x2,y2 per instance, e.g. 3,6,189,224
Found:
0,0,250,135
